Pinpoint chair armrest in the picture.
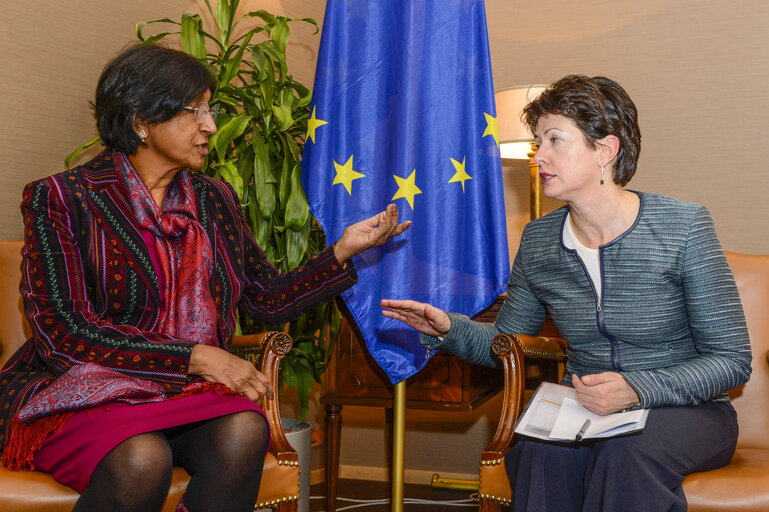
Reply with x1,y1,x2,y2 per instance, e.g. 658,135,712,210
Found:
515,334,567,361
482,333,568,462
230,331,299,466
229,332,275,350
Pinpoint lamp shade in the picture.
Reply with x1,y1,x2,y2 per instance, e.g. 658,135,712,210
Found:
496,85,548,159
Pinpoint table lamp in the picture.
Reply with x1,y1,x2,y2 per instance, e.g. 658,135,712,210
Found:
495,85,548,219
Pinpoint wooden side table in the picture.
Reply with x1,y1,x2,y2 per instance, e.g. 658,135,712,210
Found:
320,298,506,512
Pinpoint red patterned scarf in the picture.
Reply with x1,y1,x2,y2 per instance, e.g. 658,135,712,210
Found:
3,365,240,470
115,152,218,346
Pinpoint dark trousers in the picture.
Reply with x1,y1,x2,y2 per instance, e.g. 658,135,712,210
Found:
505,401,738,512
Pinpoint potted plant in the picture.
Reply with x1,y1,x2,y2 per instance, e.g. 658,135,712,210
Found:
66,0,342,424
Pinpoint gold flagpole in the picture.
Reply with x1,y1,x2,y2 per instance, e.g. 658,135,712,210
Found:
391,380,406,511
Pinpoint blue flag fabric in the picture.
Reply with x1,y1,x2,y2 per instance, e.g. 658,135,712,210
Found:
302,0,510,384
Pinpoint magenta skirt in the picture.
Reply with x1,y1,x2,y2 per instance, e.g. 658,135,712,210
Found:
32,392,266,493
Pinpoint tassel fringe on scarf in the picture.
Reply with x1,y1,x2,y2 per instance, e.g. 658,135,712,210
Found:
2,381,242,470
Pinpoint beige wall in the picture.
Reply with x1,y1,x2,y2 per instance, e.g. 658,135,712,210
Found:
490,0,769,255
2,0,768,484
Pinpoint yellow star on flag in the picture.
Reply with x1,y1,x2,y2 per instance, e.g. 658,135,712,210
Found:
392,169,422,210
333,155,366,195
483,112,499,146
306,106,328,143
448,156,472,193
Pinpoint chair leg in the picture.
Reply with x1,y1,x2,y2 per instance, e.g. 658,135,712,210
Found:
324,403,343,512
275,501,298,512
480,497,503,512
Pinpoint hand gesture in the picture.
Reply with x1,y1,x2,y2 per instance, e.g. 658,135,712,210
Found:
189,344,274,403
380,299,451,338
572,372,640,415
333,204,411,263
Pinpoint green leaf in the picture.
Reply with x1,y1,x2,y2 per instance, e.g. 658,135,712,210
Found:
286,215,311,269
293,82,312,106
284,133,301,163
203,0,216,21
236,141,255,186
244,9,276,26
282,358,296,389
293,358,313,421
136,18,180,42
250,43,265,72
272,104,293,131
216,161,244,202
180,13,206,60
216,0,238,45
212,113,250,159
248,197,272,249
252,135,276,218
327,300,343,365
64,136,102,169
220,31,255,84
257,41,284,66
278,87,294,107
296,17,319,34
285,163,309,231
278,141,292,205
294,311,307,336
258,42,287,84
271,17,289,54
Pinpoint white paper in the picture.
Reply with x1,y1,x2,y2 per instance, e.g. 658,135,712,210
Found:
515,382,649,441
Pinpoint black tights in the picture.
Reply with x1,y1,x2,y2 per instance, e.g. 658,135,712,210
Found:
73,411,269,512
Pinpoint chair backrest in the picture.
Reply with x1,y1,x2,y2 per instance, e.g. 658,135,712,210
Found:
0,241,29,368
724,251,769,449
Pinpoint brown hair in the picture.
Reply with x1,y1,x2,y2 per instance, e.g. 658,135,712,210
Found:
522,75,641,186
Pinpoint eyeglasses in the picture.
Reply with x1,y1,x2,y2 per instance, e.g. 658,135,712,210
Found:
183,103,219,124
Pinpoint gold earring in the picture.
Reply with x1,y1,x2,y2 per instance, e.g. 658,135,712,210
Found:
139,129,147,142
600,164,605,185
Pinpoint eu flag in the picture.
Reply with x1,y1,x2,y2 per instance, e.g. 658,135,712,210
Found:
302,0,509,384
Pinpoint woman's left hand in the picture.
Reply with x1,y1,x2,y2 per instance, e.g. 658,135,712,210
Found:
572,372,640,415
333,204,411,263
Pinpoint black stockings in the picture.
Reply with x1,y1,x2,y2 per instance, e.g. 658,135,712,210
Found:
73,411,269,512
73,432,172,512
169,411,269,511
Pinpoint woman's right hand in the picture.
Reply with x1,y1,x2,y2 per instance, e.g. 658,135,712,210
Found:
380,299,451,338
188,344,274,403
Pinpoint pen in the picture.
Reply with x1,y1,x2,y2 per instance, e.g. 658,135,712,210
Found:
575,419,591,442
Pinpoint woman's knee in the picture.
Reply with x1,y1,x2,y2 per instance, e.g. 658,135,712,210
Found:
97,433,174,486
213,411,269,461
80,433,173,511
508,439,589,469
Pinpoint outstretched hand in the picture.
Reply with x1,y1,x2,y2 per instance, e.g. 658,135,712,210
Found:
333,204,411,263
572,372,640,416
380,299,451,338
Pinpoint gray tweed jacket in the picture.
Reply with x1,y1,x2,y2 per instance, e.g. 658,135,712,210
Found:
422,192,751,408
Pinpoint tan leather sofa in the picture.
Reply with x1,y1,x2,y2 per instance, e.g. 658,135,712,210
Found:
0,241,300,512
479,251,769,511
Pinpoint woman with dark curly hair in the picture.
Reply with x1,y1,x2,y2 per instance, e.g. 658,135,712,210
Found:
0,44,409,512
383,75,751,511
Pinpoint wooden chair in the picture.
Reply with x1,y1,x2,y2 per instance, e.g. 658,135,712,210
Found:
479,251,769,511
0,241,301,512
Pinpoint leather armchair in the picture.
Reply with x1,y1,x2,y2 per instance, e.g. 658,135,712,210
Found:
479,251,769,511
0,241,301,512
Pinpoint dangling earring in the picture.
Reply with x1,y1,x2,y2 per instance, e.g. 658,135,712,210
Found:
138,129,147,143
600,164,605,185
